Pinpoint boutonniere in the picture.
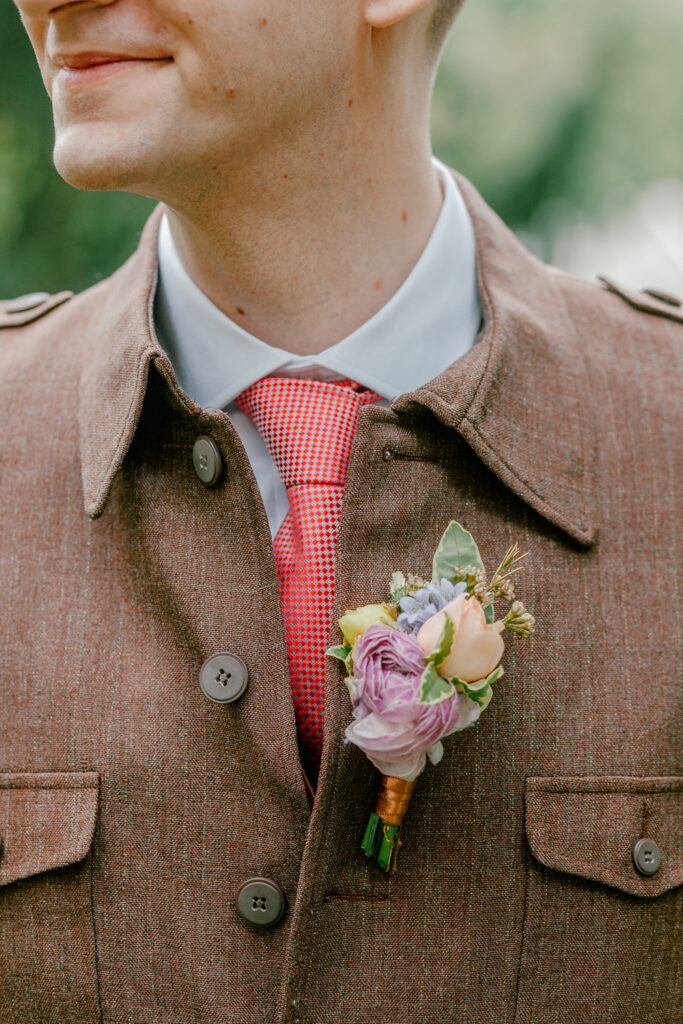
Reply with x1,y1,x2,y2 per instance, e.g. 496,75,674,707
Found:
327,521,535,874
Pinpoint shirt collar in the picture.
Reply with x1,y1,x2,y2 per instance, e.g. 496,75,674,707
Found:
154,158,481,406
78,168,598,547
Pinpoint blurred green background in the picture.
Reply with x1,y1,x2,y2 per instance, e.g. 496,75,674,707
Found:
2,0,682,297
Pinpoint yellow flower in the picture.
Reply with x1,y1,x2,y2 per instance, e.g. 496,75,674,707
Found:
339,604,397,647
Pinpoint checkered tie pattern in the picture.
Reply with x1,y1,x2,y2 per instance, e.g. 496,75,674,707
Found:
235,376,381,774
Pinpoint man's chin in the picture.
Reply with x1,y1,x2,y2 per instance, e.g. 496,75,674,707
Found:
53,128,160,194
54,159,129,192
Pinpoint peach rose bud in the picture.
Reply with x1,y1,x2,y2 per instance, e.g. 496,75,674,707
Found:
416,593,504,682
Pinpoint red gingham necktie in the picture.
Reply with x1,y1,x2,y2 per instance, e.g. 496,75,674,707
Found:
235,376,381,778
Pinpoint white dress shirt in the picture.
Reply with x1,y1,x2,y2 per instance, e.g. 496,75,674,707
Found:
154,158,481,536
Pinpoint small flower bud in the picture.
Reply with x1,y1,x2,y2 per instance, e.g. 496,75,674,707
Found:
496,578,516,602
503,601,535,637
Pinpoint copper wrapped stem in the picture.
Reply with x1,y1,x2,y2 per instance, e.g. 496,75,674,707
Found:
375,775,418,825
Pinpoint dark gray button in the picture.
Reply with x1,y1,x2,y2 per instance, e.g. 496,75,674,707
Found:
192,435,223,486
199,653,248,703
632,837,661,876
4,292,51,314
235,877,286,927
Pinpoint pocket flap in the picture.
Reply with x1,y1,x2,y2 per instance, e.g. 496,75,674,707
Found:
525,776,683,898
0,772,99,886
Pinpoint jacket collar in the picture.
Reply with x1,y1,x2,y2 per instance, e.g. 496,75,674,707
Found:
79,173,597,546
392,170,597,546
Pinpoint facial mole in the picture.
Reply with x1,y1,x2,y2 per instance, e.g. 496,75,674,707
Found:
283,173,289,179
226,88,236,98
184,11,194,24
347,98,353,108
402,210,408,222
261,17,268,26
236,307,246,316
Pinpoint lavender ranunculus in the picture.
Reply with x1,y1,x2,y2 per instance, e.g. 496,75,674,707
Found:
344,625,461,780
397,578,468,636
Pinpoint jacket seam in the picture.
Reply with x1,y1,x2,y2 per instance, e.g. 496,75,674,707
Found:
0,780,99,790
89,847,104,1024
527,785,682,794
511,827,533,1024
525,848,677,888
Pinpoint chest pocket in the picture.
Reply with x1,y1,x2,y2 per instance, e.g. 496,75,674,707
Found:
0,772,101,1023
514,776,682,1024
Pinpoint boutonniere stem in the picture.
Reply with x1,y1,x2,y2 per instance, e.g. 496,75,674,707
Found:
361,775,417,873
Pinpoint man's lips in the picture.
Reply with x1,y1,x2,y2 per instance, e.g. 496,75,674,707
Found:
52,51,172,88
53,50,171,69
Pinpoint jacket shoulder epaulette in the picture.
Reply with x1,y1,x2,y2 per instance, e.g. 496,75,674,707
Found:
597,274,683,325
0,290,74,329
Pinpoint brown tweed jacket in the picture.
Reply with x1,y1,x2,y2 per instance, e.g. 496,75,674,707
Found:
0,170,681,1024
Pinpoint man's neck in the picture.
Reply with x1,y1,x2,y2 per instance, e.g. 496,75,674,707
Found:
163,136,443,357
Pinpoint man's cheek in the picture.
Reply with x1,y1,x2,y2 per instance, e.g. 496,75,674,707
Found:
18,16,48,75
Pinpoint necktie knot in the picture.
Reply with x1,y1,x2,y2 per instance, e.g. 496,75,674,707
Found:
235,376,380,489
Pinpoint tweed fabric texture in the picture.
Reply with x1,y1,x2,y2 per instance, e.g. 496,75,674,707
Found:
0,773,101,1019
235,377,382,776
0,170,680,1024
0,772,99,887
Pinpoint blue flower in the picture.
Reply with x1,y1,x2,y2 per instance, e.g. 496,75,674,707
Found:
397,578,467,636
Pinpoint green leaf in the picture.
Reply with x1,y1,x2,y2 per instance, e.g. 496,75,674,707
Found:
432,521,485,584
484,602,494,624
344,677,355,703
418,663,456,705
328,644,355,683
462,675,491,693
467,685,493,710
452,674,484,692
485,664,504,686
326,645,351,664
453,665,503,697
427,615,454,668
